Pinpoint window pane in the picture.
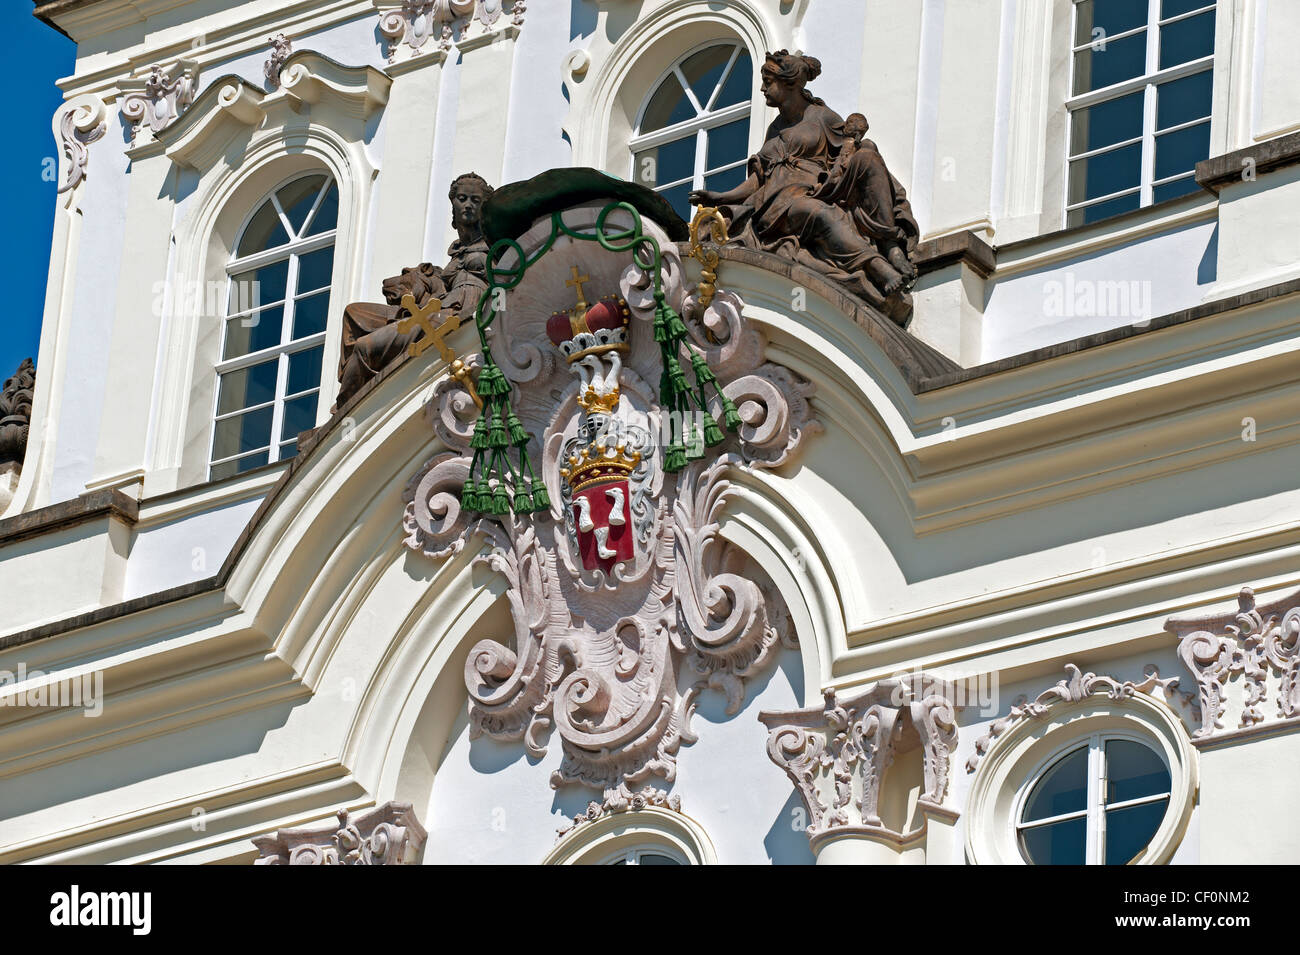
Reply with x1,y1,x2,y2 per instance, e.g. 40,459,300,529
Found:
706,118,749,169
1159,10,1215,70
1154,121,1210,181
1153,175,1200,204
278,439,300,461
236,200,289,258
296,246,334,295
715,50,752,110
1070,90,1144,155
638,853,683,865
305,181,338,236
704,165,746,195
228,259,288,313
212,406,273,460
1075,0,1149,47
680,45,733,108
656,182,692,221
634,136,696,189
278,175,327,236
1157,69,1213,129
1070,190,1142,227
1105,739,1172,804
280,391,319,441
223,305,285,360
1105,798,1169,864
287,346,324,396
292,291,330,339
640,71,694,132
217,358,278,415
1069,141,1142,205
210,449,270,482
1022,745,1088,821
1163,0,1213,18
1073,31,1148,95
1019,816,1087,865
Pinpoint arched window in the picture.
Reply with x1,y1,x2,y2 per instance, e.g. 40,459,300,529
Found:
542,806,717,865
630,42,752,219
209,174,339,481
1017,733,1172,865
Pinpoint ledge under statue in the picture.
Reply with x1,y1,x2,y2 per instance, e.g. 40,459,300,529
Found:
689,49,920,327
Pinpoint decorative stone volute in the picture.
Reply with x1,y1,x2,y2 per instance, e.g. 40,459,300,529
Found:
0,358,35,474
119,60,198,141
252,802,427,865
378,0,525,61
759,676,959,853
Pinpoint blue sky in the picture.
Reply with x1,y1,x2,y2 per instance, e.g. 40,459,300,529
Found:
4,7,76,379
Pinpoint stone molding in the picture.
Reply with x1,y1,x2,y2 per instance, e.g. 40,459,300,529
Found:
966,664,1181,773
759,676,959,846
1166,586,1300,739
556,786,682,839
1195,131,1300,193
252,802,427,864
119,59,198,141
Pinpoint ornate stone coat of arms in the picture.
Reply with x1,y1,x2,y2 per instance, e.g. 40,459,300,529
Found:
398,172,819,802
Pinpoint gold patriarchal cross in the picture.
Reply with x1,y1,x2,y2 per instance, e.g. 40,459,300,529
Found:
395,293,482,408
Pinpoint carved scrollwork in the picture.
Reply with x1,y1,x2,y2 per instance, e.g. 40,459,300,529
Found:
966,664,1180,772
378,0,524,60
56,100,106,194
1166,586,1300,736
120,60,197,140
252,803,427,865
401,203,816,800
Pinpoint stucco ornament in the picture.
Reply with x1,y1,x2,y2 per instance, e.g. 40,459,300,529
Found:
378,0,524,59
759,678,959,845
264,34,292,88
1166,586,1300,738
965,664,1181,772
401,193,815,799
253,803,427,864
56,99,106,194
119,60,198,140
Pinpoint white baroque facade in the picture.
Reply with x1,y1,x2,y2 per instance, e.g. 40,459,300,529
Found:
0,0,1297,865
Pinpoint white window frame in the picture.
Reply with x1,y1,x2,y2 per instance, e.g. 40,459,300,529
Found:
1065,0,1216,224
595,843,689,866
208,173,338,479
1014,730,1173,865
628,40,752,204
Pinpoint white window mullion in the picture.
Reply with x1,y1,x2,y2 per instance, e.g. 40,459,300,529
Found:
1085,734,1103,865
693,128,708,191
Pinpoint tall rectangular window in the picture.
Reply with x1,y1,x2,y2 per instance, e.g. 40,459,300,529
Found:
1067,0,1215,227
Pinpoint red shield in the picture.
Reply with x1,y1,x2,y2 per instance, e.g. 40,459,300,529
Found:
572,478,634,573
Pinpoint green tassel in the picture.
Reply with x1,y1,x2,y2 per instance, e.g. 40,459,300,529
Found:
470,414,490,451
488,410,509,449
721,394,742,431
491,484,510,515
690,353,716,386
531,484,551,512
685,420,705,460
475,480,491,508
460,479,479,512
702,412,725,447
507,411,529,447
664,355,688,394
664,443,687,472
479,364,510,397
653,307,670,344
512,486,532,513
665,308,689,342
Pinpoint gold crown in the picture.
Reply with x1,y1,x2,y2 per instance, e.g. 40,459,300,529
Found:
577,385,620,416
559,440,642,493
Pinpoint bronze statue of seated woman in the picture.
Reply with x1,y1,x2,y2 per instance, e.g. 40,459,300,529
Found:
689,51,920,327
334,173,493,411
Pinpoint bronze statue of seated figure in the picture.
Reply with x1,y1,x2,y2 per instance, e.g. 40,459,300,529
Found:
334,173,493,411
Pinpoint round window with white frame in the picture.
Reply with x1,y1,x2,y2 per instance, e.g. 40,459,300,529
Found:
209,173,339,481
965,687,1197,866
629,41,753,220
542,805,717,866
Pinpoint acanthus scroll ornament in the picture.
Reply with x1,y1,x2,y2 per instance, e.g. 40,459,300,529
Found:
264,34,292,88
378,0,525,60
400,191,816,801
252,802,427,865
119,60,198,140
56,99,106,194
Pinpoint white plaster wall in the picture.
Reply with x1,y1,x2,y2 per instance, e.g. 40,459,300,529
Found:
981,218,1219,362
423,648,814,864
122,496,265,599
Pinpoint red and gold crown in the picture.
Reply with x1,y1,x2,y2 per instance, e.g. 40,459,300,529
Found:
546,294,630,364
559,440,642,493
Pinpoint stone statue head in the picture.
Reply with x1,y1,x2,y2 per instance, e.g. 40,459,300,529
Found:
381,262,442,307
448,172,493,238
842,112,869,144
760,50,822,107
